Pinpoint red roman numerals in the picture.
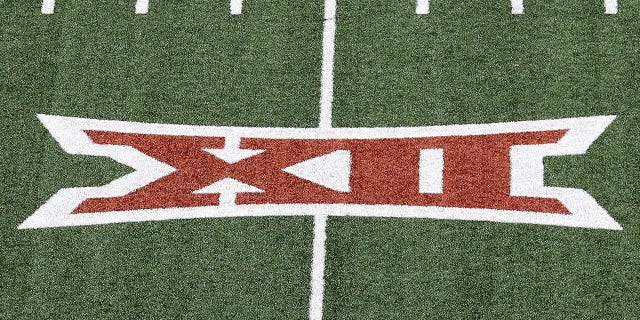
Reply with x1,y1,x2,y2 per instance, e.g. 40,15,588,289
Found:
74,129,569,214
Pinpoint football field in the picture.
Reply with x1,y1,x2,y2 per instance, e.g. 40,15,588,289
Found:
1,0,639,318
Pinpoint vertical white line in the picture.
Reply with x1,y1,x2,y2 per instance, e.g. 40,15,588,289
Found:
41,0,55,14
310,1,337,318
135,0,149,14
416,0,430,14
230,0,243,15
319,0,337,129
511,0,524,14
309,213,328,320
604,0,618,14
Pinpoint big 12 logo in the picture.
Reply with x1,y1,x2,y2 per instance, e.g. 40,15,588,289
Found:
19,114,621,230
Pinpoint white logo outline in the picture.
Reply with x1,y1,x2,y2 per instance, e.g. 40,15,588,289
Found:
18,114,621,230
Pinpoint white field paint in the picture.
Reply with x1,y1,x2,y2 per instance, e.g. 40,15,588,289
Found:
419,149,444,194
41,0,55,14
135,0,149,14
309,213,328,320
416,0,430,14
203,136,265,164
319,0,337,129
283,150,352,192
511,0,524,14
311,0,338,317
20,114,622,231
604,0,618,14
193,178,264,206
230,0,243,15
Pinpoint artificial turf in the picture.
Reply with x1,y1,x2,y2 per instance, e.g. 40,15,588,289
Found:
1,0,638,318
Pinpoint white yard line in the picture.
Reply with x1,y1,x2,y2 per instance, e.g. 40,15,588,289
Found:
309,0,337,318
604,0,618,14
319,0,337,129
230,0,243,15
41,0,55,14
415,0,430,14
309,214,328,320
135,0,149,14
511,0,524,14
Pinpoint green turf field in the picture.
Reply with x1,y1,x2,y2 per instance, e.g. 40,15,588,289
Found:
1,0,639,318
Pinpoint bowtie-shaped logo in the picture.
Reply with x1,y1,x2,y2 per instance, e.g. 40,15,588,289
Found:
19,114,621,230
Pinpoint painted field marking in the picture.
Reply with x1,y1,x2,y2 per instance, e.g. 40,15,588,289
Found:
309,213,328,320
38,0,619,16
319,0,337,129
419,149,444,194
511,0,524,14
311,0,337,317
230,0,243,15
19,114,622,231
604,0,618,14
41,0,55,14
416,0,430,14
135,0,149,14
